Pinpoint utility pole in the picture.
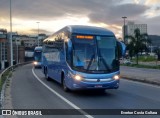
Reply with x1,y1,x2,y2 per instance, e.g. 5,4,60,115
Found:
16,38,18,64
122,16,127,44
10,0,13,66
36,22,40,47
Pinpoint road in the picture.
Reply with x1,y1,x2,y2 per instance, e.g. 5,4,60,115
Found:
4,64,160,118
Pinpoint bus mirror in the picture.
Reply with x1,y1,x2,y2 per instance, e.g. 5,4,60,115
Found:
118,41,126,58
68,39,72,48
68,39,72,53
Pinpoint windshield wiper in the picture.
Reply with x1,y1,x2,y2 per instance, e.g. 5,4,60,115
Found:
98,52,111,72
86,54,95,71
86,54,111,72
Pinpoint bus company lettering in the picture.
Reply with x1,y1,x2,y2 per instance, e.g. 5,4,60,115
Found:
12,110,42,115
121,110,158,115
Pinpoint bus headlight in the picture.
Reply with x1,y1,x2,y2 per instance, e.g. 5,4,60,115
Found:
74,75,83,81
69,72,83,81
113,75,120,80
34,61,38,65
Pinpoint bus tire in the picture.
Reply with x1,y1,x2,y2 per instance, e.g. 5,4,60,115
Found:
61,73,69,92
45,68,51,81
62,79,69,92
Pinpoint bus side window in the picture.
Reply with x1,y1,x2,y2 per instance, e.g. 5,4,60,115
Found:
65,42,72,65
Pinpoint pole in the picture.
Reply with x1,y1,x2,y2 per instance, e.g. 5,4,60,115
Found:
122,16,127,44
0,43,2,69
16,39,18,64
4,42,5,67
36,22,40,47
10,0,13,66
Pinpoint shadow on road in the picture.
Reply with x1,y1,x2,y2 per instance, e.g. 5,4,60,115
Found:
71,89,113,97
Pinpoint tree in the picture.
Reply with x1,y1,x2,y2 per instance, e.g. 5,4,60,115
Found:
126,28,151,64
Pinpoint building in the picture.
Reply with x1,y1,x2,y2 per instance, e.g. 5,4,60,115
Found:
123,21,147,44
148,35,160,54
16,34,47,48
18,35,37,48
0,28,47,69
149,35,160,47
0,29,8,69
38,33,48,46
7,32,25,66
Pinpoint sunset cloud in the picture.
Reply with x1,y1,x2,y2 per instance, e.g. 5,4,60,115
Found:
145,0,160,5
0,0,159,37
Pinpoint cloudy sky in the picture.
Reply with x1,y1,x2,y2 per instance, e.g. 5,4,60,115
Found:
0,0,160,38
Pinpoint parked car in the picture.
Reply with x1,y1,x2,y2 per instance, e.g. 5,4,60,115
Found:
119,58,132,64
123,59,132,64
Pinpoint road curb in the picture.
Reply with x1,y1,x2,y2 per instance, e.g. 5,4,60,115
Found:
121,75,160,86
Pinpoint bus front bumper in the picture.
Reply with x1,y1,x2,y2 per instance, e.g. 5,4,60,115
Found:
69,79,120,90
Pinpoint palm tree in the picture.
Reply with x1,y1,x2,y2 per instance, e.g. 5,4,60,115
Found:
126,28,151,65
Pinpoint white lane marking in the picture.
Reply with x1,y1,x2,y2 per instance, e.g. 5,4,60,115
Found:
32,68,94,118
122,78,160,89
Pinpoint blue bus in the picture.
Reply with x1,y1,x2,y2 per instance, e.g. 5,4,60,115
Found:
42,25,125,91
33,46,42,67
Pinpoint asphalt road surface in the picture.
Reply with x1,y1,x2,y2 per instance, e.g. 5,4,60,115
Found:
5,64,160,118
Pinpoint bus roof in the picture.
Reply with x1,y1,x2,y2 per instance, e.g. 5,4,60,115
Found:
66,25,115,36
43,25,115,42
34,46,42,51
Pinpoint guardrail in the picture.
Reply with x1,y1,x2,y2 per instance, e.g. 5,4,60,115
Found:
0,61,32,109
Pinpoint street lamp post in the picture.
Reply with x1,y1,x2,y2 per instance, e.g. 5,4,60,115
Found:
36,22,40,47
10,0,13,66
122,16,127,44
16,38,18,64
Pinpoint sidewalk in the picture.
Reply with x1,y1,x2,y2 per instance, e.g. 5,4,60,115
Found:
138,61,160,66
120,66,160,86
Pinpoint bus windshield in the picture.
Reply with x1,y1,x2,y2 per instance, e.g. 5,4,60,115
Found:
71,35,119,73
34,51,42,62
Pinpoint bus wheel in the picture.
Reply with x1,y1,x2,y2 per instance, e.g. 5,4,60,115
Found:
62,78,69,92
45,69,51,81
